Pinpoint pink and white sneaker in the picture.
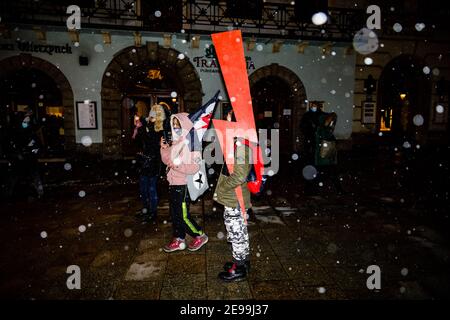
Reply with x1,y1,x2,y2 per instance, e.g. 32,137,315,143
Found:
163,238,186,253
188,234,209,251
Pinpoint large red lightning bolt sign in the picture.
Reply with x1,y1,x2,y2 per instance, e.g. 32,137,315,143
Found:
211,30,261,218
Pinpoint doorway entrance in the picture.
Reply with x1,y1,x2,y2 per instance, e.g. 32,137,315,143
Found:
251,76,292,152
101,44,203,159
377,55,431,144
121,91,182,156
1,68,65,157
0,55,75,158
249,64,307,153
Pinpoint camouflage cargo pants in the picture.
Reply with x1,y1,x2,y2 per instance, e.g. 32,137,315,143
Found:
223,206,250,263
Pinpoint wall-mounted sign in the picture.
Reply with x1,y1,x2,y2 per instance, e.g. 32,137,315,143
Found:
193,44,255,73
76,101,98,129
362,101,376,124
264,111,273,118
147,69,163,80
283,109,292,116
0,41,73,55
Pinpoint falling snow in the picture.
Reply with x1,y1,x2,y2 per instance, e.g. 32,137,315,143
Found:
124,229,133,238
81,136,93,147
302,165,318,180
353,28,379,55
312,12,327,26
393,23,403,33
413,115,424,127
94,44,104,53
415,23,425,32
364,57,373,65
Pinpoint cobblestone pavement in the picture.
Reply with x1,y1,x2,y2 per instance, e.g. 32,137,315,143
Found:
0,150,449,300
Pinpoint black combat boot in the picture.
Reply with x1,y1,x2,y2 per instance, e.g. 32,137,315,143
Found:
223,261,250,273
218,262,247,282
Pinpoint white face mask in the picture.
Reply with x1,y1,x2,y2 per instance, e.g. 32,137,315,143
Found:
310,107,317,112
173,128,182,136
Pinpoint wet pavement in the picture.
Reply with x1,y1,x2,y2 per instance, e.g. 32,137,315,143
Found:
0,148,449,300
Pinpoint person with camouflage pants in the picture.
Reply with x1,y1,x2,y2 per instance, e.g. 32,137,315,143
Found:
223,206,250,260
213,109,252,282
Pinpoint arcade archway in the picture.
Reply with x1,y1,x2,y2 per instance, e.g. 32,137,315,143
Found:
377,54,431,144
249,63,307,153
101,43,203,158
0,54,75,157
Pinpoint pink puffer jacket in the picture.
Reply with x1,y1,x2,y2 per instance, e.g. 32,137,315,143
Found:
160,113,201,185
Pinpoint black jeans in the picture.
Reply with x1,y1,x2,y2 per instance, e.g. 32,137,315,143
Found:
169,185,203,239
139,175,158,214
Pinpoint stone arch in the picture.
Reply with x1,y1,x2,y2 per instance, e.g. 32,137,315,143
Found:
377,54,431,143
0,54,76,152
249,63,307,152
101,43,203,158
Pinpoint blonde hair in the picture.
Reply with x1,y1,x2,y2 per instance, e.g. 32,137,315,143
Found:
149,104,166,132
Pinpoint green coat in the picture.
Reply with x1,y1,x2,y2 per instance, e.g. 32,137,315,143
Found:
213,143,252,209
314,113,338,166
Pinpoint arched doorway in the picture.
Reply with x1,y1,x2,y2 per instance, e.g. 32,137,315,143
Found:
249,64,307,153
0,54,75,158
377,55,431,144
101,42,203,158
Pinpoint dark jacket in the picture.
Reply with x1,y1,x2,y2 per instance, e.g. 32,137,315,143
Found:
314,113,338,166
213,142,252,209
136,122,162,177
300,110,325,163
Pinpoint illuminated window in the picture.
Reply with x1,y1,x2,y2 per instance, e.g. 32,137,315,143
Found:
46,106,63,117
379,108,393,131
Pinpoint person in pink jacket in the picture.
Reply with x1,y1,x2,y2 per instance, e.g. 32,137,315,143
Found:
160,113,209,252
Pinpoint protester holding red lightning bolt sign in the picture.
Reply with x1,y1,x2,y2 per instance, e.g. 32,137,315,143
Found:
211,30,265,282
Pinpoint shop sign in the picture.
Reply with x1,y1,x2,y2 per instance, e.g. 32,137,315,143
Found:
147,69,163,80
0,41,73,55
193,44,255,73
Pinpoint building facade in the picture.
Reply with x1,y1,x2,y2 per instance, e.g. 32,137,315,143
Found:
0,0,449,160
